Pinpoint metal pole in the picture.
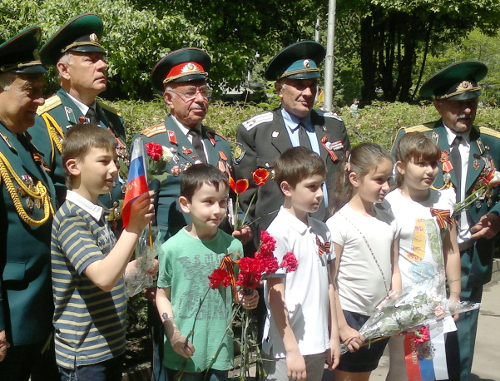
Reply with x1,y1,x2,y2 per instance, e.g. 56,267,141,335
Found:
323,0,336,112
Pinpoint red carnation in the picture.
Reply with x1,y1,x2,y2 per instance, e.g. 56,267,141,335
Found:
236,257,265,290
414,325,430,345
261,255,279,274
208,268,231,289
258,231,276,257
281,252,298,272
252,168,270,186
145,142,163,161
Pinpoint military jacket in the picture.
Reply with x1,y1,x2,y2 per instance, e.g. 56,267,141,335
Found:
30,88,127,213
234,107,351,239
133,115,232,241
393,120,500,290
0,122,57,345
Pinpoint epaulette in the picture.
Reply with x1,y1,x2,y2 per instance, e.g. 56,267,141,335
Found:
99,101,121,117
479,126,500,139
242,112,273,131
141,124,166,137
205,126,228,141
36,95,62,115
317,109,343,122
403,124,433,133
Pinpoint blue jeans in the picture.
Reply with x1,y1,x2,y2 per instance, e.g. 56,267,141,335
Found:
166,367,228,381
59,354,124,381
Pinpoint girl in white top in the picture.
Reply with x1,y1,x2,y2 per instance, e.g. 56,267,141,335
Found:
327,143,401,381
385,132,461,381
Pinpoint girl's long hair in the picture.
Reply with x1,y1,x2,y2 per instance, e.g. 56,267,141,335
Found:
329,142,392,216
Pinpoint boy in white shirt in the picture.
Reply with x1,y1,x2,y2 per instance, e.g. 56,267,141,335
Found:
264,146,341,381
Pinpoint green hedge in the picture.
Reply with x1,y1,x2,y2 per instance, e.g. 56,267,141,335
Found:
108,98,500,149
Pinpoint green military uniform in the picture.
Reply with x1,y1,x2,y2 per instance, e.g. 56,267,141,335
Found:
0,26,59,381
392,61,499,381
31,89,126,211
135,117,232,241
29,13,127,226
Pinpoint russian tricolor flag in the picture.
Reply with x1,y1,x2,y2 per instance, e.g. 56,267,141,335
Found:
122,138,149,227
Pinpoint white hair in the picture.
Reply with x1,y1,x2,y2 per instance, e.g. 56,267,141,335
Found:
56,52,74,78
0,72,16,91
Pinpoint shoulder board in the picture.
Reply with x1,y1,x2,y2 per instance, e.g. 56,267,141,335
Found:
317,110,343,122
36,94,62,115
141,124,166,138
479,126,500,139
242,112,273,131
403,124,433,133
204,126,228,141
98,101,121,117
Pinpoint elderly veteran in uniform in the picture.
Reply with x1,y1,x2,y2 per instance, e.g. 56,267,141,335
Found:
0,26,59,381
30,13,127,227
134,47,250,242
392,61,500,381
132,48,251,381
234,41,350,244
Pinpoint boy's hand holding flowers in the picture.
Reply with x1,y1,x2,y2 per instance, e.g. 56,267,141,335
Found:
238,289,259,309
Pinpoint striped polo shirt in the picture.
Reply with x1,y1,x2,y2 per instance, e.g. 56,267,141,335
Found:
51,191,127,369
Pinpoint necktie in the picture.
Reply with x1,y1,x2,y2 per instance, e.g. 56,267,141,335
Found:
188,129,207,164
298,122,312,150
450,136,463,201
86,107,98,124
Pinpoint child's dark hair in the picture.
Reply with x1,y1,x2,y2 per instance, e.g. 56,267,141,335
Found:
180,163,229,201
394,132,441,187
274,146,326,190
330,142,392,215
62,123,118,189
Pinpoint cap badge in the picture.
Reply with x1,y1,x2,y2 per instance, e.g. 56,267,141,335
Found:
303,59,311,68
182,62,197,73
90,33,99,43
456,81,473,93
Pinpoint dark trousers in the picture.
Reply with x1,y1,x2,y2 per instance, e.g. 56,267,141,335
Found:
59,353,124,381
0,338,59,381
445,282,483,381
150,301,169,381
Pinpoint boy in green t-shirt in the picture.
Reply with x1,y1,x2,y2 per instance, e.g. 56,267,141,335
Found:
156,164,259,381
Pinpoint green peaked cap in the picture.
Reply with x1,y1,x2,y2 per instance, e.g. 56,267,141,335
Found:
0,26,46,74
40,13,105,66
420,61,487,100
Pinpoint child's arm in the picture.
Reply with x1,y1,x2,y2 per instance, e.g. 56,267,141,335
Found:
84,191,154,292
332,243,364,352
327,260,341,370
156,286,195,358
267,277,307,381
443,223,461,319
390,239,402,295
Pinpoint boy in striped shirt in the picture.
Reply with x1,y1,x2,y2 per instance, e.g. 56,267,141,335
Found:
51,124,154,381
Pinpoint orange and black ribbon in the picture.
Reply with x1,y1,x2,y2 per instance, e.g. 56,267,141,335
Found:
218,253,241,303
316,236,331,257
321,135,339,161
430,208,454,229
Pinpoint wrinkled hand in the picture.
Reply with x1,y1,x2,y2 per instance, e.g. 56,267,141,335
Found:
232,225,253,245
339,326,364,353
238,289,259,310
0,330,10,362
286,349,306,380
170,331,195,359
471,213,500,240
